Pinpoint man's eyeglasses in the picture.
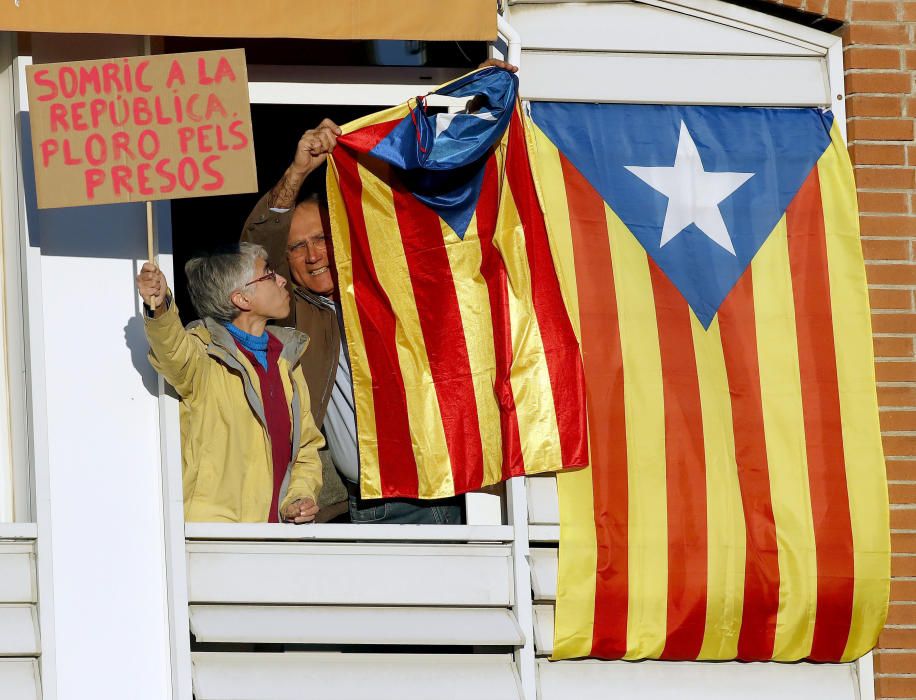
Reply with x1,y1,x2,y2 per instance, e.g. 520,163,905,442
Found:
243,267,278,287
287,237,328,257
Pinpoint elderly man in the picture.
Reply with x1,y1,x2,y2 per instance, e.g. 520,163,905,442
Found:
137,244,324,523
242,121,464,524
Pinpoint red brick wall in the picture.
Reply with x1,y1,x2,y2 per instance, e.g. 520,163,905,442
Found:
759,0,915,695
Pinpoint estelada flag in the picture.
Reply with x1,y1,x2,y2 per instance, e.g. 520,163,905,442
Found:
528,103,890,662
326,68,588,500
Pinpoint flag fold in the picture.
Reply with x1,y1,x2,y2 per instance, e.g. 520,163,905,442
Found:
327,68,589,500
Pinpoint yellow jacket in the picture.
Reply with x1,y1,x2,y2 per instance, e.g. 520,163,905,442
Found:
145,299,324,522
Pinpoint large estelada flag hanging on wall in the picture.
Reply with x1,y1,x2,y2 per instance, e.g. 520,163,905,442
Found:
326,68,588,500
529,103,890,662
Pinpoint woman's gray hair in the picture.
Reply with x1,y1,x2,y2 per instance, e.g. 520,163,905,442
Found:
184,242,267,322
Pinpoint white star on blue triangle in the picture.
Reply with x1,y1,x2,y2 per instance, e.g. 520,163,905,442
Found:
626,121,754,256
530,104,834,327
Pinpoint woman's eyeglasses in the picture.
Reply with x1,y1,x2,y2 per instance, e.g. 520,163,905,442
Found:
243,267,278,287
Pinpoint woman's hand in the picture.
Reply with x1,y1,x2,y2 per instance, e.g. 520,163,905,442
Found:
136,262,167,313
282,497,319,524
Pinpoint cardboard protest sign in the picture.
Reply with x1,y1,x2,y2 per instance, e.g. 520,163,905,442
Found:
26,49,257,209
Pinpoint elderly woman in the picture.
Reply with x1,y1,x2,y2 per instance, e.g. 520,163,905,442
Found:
136,242,323,523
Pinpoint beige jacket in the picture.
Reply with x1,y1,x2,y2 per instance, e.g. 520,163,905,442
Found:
145,299,324,522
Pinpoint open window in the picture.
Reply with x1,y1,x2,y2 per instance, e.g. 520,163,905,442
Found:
152,37,537,700
159,37,512,530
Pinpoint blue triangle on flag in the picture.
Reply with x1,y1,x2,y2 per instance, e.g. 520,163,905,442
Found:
530,103,834,327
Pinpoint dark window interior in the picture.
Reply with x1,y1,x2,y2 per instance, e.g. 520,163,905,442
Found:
722,0,843,31
161,37,487,67
166,37,487,323
170,103,378,324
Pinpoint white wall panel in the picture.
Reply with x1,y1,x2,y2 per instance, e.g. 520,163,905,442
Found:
21,34,175,700
193,652,522,700
27,158,174,700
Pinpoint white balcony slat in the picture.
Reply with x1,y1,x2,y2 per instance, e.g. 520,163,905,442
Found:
0,545,35,603
0,524,38,539
529,525,560,543
187,542,514,606
0,659,40,700
536,658,859,700
189,605,524,646
529,547,558,601
464,491,505,526
185,523,513,542
526,476,559,526
533,604,555,656
0,605,39,656
192,652,522,700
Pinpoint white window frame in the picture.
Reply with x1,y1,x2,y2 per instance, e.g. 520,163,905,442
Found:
3,38,59,700
0,32,33,524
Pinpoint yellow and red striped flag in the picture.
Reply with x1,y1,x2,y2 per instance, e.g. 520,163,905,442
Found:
326,69,588,499
528,103,890,662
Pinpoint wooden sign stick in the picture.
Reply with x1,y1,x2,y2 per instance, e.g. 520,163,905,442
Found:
146,201,157,312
